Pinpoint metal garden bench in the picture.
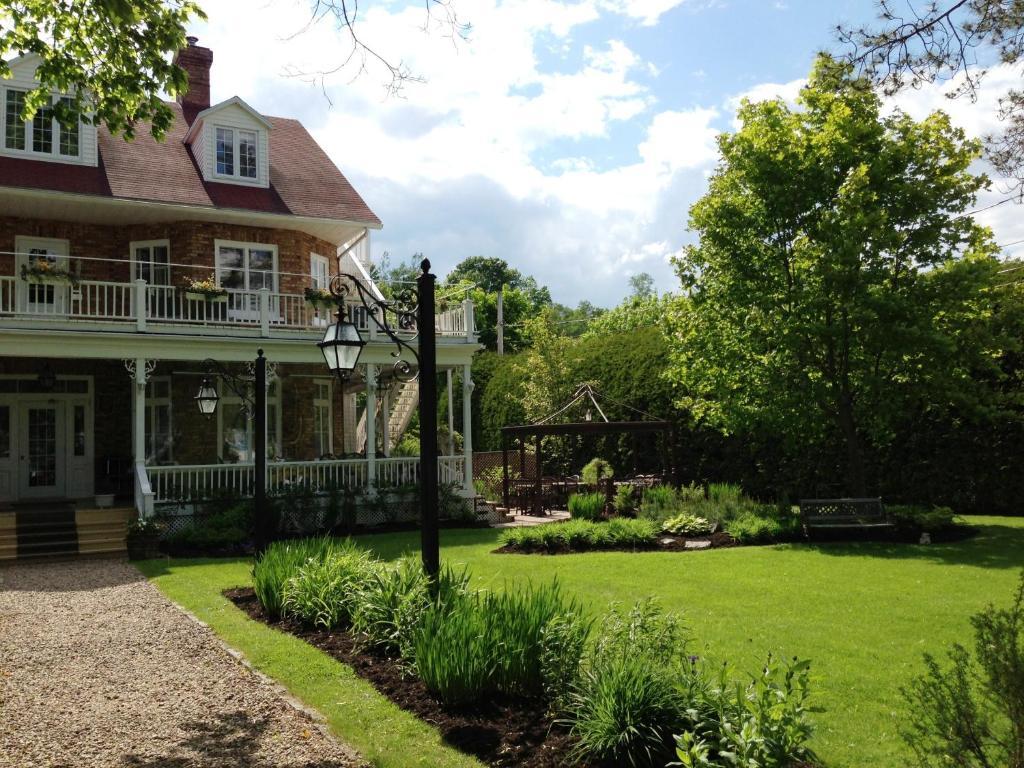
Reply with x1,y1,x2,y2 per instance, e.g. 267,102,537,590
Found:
799,497,892,534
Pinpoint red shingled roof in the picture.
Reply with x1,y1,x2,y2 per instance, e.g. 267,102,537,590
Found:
1,101,380,228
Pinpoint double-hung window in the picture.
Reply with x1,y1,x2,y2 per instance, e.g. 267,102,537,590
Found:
219,381,281,462
4,89,80,159
313,380,333,457
215,126,259,180
145,378,173,464
131,240,171,285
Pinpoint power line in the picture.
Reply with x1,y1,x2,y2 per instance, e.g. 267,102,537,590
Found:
955,195,1020,219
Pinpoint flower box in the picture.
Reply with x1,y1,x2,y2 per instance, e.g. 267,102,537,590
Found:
20,264,78,286
184,290,228,303
304,287,336,311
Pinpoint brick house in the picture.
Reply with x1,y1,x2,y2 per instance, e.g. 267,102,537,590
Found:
0,40,478,522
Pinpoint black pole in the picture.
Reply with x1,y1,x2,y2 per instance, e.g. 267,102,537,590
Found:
254,349,268,555
417,260,439,579
501,431,510,513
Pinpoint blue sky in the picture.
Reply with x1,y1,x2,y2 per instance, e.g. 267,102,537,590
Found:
190,0,1024,307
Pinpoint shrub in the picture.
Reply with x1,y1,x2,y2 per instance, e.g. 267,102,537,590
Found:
568,491,605,521
540,611,593,715
482,581,580,697
499,519,657,552
672,654,817,768
725,508,801,544
613,484,637,515
413,595,493,707
639,485,680,524
707,482,742,504
439,482,474,522
663,513,714,537
582,457,614,486
887,504,961,538
252,536,339,621
163,503,251,552
282,540,380,629
901,572,1024,768
351,556,430,653
606,517,659,547
567,600,692,768
413,579,579,706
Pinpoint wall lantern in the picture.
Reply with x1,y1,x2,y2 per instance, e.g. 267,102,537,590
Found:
194,376,220,417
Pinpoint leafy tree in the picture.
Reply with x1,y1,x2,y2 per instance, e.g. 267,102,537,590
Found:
629,272,656,299
0,0,204,139
839,0,1024,195
441,256,553,352
584,294,676,337
667,54,1000,495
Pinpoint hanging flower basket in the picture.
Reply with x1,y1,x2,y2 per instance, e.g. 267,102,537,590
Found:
21,263,78,286
182,276,228,303
304,287,336,311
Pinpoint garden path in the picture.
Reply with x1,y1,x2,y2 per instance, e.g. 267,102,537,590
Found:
0,558,364,768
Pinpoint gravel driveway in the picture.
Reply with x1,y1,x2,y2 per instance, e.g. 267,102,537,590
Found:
0,559,364,768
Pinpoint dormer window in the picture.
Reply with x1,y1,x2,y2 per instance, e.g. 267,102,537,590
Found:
214,126,258,180
3,89,80,159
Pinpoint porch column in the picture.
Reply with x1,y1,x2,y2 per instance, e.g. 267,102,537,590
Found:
446,369,455,456
365,363,377,488
132,356,147,466
381,387,391,458
462,363,474,493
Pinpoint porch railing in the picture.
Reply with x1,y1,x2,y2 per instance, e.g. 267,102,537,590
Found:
146,456,467,504
0,274,475,341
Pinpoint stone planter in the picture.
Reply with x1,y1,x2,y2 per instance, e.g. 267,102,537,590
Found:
184,291,228,303
94,493,115,508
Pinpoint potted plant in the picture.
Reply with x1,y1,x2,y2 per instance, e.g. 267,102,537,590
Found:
183,275,228,303
20,261,79,286
126,517,162,560
304,286,335,311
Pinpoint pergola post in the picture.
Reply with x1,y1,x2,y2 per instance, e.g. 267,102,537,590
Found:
501,430,510,512
534,431,542,516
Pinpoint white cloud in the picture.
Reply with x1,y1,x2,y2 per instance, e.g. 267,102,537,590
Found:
187,2,1023,306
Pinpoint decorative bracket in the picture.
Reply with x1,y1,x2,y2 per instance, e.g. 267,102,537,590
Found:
123,359,157,386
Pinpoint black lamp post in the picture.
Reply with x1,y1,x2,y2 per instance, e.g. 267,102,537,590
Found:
193,350,270,555
318,259,440,578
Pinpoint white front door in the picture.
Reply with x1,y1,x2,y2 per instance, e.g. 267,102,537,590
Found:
18,402,66,499
16,236,71,316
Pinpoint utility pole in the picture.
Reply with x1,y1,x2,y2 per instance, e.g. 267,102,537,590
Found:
496,286,504,355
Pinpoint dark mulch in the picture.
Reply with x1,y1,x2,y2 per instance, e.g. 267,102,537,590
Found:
493,530,740,555
224,587,578,767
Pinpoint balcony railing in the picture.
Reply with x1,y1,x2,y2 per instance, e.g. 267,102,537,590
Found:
146,456,467,504
0,273,474,340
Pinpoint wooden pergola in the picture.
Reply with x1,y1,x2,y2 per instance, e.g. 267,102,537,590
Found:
500,386,674,514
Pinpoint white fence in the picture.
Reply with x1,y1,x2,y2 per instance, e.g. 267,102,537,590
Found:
146,456,467,504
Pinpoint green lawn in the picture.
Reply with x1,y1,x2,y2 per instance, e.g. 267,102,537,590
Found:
139,515,1024,768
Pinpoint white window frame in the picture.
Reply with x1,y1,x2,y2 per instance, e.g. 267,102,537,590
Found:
1,87,81,161
313,379,333,457
217,380,283,463
212,124,261,184
214,240,279,293
129,239,171,286
310,253,331,289
144,377,173,464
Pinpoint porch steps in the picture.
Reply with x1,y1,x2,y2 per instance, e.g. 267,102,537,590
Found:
0,507,129,561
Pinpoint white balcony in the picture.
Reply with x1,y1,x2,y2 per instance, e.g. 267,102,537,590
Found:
0,264,475,342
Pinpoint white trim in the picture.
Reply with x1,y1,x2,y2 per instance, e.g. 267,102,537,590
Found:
1,86,85,164
144,376,173,464
310,252,330,289
182,95,273,143
0,185,383,235
212,125,263,186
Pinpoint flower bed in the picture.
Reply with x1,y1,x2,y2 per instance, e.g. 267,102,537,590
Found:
232,537,819,768
495,518,738,555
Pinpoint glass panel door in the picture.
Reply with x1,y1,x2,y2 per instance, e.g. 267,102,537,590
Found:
16,237,70,315
19,403,65,498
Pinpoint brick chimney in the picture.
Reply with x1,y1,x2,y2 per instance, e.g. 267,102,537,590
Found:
173,36,213,122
